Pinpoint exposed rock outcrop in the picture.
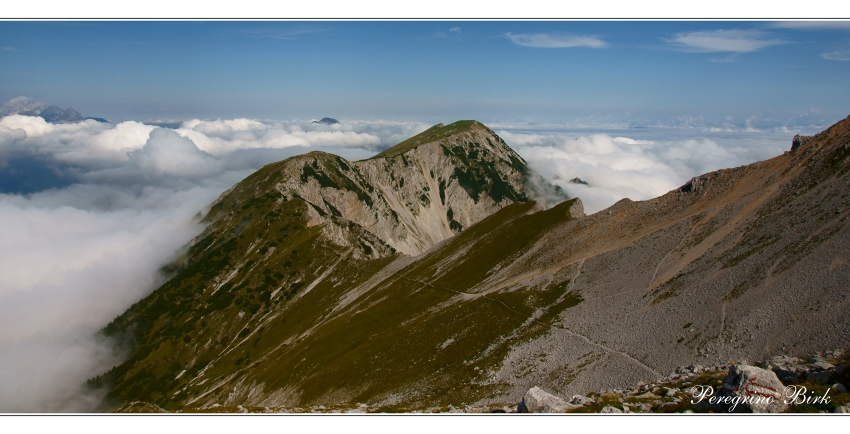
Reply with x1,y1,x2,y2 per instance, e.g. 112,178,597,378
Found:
518,386,576,413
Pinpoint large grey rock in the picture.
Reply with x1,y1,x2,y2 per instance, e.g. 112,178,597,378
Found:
518,387,576,413
834,404,850,413
600,406,623,413
813,361,835,370
721,364,788,413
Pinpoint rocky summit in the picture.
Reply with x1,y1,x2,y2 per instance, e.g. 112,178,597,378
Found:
95,116,850,413
203,120,540,256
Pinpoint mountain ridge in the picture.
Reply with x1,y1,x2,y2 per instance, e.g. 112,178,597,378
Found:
203,120,547,256
94,116,850,412
0,98,108,123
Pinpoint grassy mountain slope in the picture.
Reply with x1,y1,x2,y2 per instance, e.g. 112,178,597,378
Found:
372,120,482,159
97,116,850,412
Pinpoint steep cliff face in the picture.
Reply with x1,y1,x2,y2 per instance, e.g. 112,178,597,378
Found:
209,120,539,256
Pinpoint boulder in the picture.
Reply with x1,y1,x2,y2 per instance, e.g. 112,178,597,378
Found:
721,364,787,413
600,406,623,413
446,404,463,413
636,403,652,413
518,387,577,413
569,394,594,406
771,367,799,382
813,361,835,370
806,369,835,384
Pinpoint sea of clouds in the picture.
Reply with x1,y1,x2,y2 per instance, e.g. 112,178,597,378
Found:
499,127,795,214
0,114,430,412
0,111,801,412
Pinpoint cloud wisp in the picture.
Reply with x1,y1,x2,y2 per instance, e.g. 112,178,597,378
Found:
229,26,332,41
821,49,850,61
771,21,850,30
0,96,50,117
505,32,606,48
664,29,785,53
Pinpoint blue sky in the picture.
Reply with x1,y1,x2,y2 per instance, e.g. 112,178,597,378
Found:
1,20,849,128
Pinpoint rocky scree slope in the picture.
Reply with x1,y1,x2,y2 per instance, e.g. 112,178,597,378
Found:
513,348,850,414
95,116,850,412
474,115,850,407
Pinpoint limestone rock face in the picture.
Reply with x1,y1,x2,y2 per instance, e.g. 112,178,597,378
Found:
223,120,549,256
721,365,788,413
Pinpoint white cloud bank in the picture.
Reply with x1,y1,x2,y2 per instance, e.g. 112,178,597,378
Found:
0,186,214,412
502,129,790,214
0,112,430,412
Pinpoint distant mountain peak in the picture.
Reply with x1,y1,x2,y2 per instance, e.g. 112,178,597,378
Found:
312,117,340,125
0,97,108,123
